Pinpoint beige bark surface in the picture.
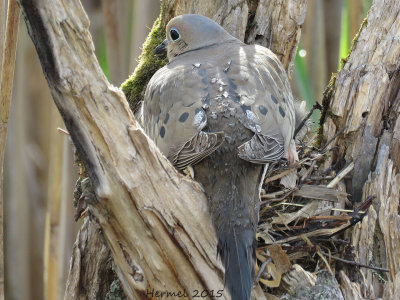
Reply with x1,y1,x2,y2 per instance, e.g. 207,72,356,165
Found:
17,0,306,299
322,0,400,298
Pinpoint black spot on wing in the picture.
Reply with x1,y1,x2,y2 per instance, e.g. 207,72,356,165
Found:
241,105,251,113
258,105,268,115
179,112,189,122
279,106,285,118
163,113,169,124
271,95,278,104
160,126,165,138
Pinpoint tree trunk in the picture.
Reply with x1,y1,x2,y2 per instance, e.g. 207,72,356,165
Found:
321,0,400,298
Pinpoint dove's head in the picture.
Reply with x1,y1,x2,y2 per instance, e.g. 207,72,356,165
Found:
155,14,237,61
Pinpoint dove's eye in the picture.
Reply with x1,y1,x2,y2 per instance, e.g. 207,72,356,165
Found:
169,28,181,42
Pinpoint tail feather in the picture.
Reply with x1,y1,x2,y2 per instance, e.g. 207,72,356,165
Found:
218,227,256,300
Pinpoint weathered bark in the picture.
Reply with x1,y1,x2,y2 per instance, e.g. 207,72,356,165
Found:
321,0,400,298
64,217,124,300
16,0,306,299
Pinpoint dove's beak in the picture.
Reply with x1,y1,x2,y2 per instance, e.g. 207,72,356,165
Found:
154,39,168,55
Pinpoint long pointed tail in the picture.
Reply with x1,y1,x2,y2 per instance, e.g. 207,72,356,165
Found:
218,227,256,300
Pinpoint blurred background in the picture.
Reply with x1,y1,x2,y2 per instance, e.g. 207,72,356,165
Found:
2,0,371,299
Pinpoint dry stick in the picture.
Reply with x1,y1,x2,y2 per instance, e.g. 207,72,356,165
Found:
264,158,309,185
293,103,322,139
319,126,347,153
327,162,355,188
319,250,389,273
0,1,20,299
264,168,294,184
302,235,333,275
254,257,272,284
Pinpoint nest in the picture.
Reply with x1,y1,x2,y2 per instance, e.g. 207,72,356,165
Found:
254,123,385,297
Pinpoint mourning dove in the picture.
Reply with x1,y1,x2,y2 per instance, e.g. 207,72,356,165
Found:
142,14,296,300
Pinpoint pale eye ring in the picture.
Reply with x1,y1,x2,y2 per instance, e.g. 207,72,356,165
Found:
169,27,181,42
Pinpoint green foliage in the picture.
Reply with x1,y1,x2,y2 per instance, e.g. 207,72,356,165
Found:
363,0,373,16
339,0,370,70
339,0,350,68
98,28,110,80
339,17,368,70
120,17,168,113
293,46,320,124
294,46,314,106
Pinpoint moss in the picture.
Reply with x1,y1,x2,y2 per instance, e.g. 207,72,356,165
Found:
315,129,327,148
120,16,168,114
315,73,337,147
316,13,370,147
73,177,82,207
339,17,368,70
105,279,126,300
319,74,337,124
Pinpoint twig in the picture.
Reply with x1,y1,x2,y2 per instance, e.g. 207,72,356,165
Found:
264,168,294,184
302,235,333,275
320,126,347,153
264,158,310,185
306,175,335,181
327,162,354,188
294,103,321,138
255,257,272,283
261,189,288,199
272,202,365,215
299,160,316,186
260,190,294,208
328,196,374,238
319,250,389,273
57,127,70,135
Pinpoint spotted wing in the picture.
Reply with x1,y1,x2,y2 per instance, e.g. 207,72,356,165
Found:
143,63,223,169
227,45,295,163
168,131,225,170
237,131,284,163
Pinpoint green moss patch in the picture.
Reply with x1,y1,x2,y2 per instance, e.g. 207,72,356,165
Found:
121,17,168,114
